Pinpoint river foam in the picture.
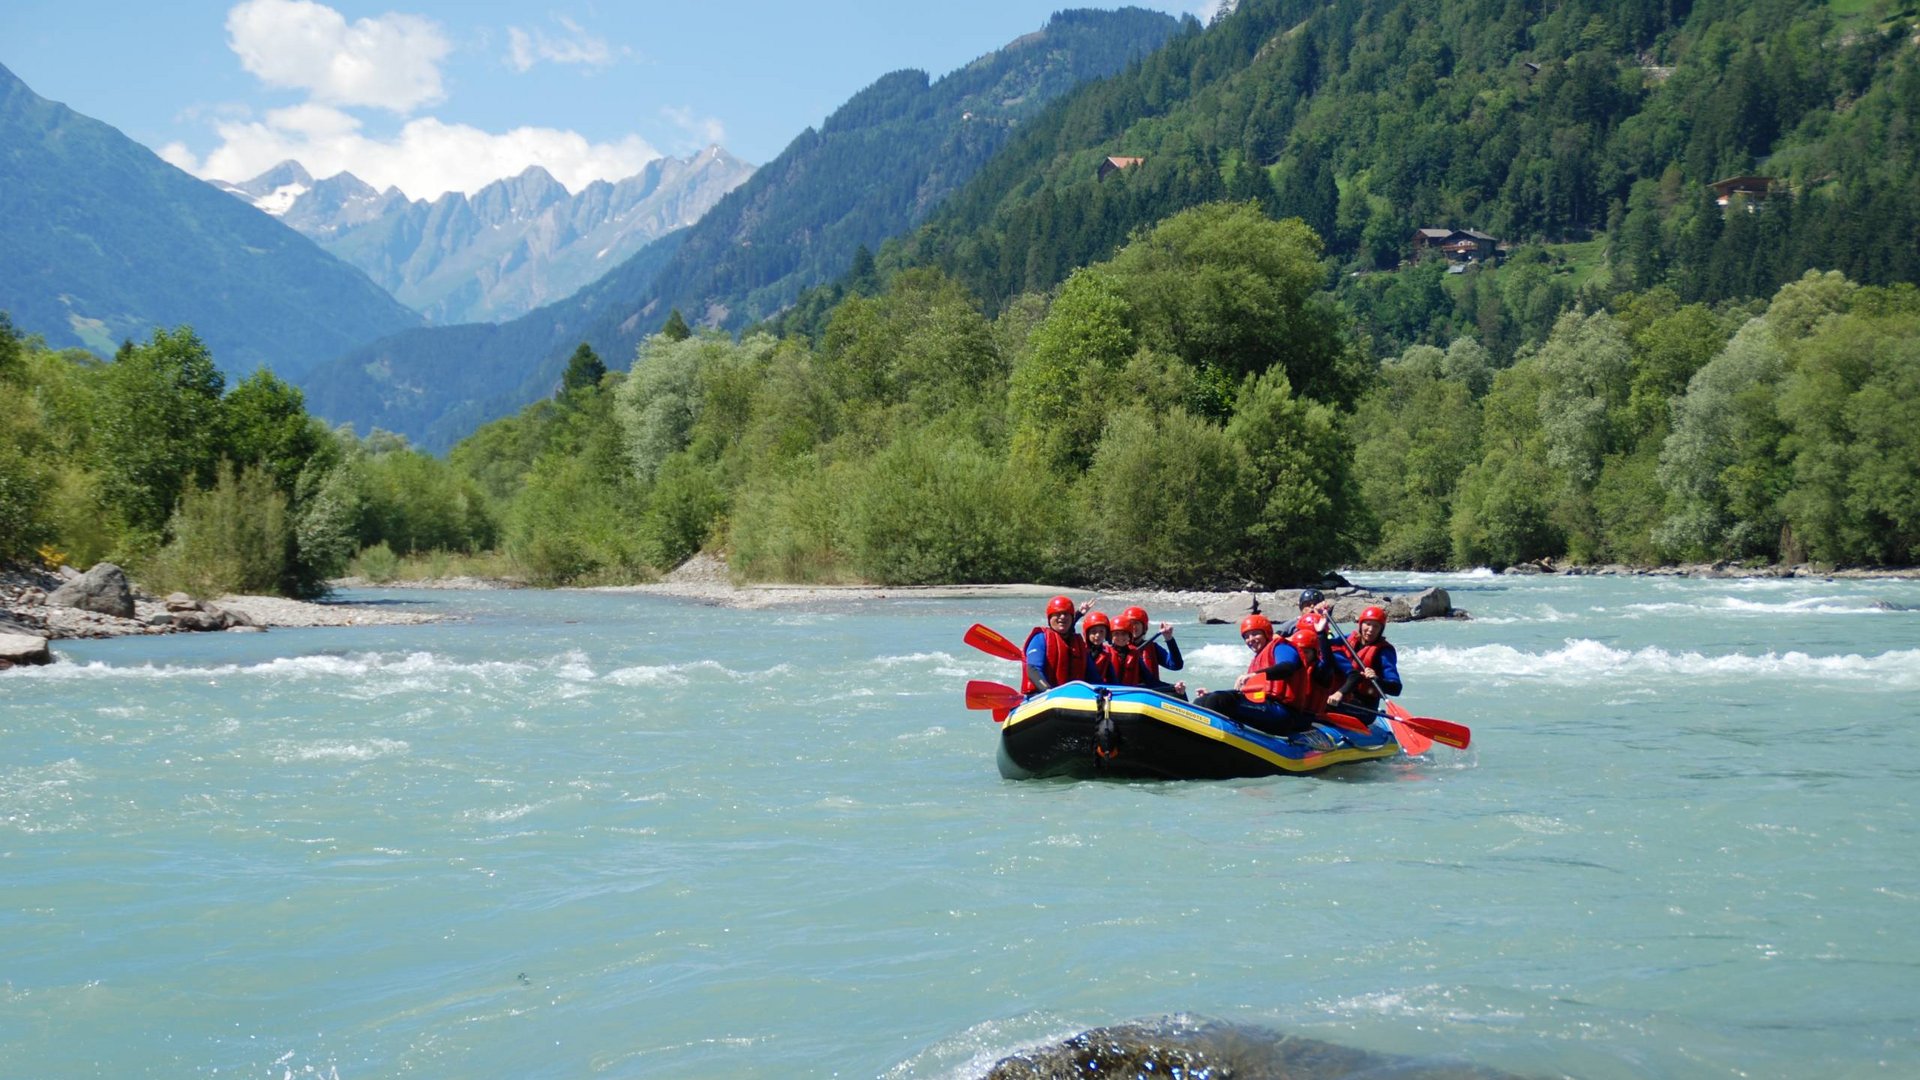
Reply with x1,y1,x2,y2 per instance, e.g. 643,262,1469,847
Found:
1405,639,1920,685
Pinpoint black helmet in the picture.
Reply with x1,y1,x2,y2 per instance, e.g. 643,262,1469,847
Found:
1298,587,1325,607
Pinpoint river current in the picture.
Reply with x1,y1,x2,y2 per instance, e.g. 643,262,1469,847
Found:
3,572,1917,1078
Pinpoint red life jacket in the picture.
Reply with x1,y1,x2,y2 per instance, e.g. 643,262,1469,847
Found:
1103,643,1146,686
1020,626,1088,695
1343,633,1390,707
1138,641,1162,681
1251,640,1320,714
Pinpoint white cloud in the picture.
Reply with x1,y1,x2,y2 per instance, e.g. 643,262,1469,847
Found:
660,106,726,149
173,105,660,199
506,16,622,73
225,0,451,112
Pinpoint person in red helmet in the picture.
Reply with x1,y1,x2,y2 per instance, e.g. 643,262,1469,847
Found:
1104,609,1187,698
1193,613,1323,736
1083,611,1114,681
1123,604,1185,686
1021,595,1089,695
1328,605,1403,714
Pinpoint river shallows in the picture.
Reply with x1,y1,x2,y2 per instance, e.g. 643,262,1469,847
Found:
4,573,1917,1078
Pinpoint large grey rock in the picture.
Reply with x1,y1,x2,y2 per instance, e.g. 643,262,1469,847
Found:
46,562,135,619
1196,591,1261,625
1409,586,1453,619
0,630,53,668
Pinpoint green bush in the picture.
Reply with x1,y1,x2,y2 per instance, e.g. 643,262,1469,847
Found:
845,430,1046,585
144,462,289,597
352,542,400,584
1076,407,1250,585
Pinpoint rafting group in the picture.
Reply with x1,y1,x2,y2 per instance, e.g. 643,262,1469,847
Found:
963,590,1467,779
1024,589,1402,743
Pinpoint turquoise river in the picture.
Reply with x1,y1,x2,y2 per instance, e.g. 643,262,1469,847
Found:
3,572,1917,1078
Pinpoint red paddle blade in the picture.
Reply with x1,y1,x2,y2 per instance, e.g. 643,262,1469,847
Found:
1238,673,1269,703
1321,711,1371,734
1384,700,1471,749
1404,718,1470,749
963,623,1023,662
1388,717,1435,755
965,679,1024,713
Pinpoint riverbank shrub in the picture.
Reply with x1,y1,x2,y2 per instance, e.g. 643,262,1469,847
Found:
145,462,289,598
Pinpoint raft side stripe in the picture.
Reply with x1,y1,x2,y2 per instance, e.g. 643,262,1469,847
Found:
1002,694,1398,772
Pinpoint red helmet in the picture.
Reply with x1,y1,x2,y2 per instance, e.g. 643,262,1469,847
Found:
1045,595,1075,617
1298,610,1327,632
1289,625,1320,651
1239,613,1272,636
1109,612,1137,635
1084,611,1110,632
1122,606,1149,630
1359,605,1388,625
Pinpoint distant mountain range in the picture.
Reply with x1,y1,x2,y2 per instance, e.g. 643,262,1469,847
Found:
298,6,1184,451
211,148,754,325
0,62,421,380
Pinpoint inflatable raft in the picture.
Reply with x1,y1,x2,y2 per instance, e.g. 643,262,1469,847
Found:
996,682,1403,781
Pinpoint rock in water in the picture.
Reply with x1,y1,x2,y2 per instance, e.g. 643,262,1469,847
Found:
1410,586,1453,619
0,629,53,668
46,562,136,619
985,1017,1524,1079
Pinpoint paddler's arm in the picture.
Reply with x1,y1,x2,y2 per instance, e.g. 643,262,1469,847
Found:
1374,647,1403,697
1158,626,1183,671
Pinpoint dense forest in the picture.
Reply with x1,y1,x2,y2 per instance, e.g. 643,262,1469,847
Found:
4,0,1918,594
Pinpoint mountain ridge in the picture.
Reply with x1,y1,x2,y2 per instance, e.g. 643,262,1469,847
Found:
216,147,754,325
0,61,422,380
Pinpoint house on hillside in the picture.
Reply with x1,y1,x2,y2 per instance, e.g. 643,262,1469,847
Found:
1411,227,1501,264
1098,156,1144,180
1710,175,1774,208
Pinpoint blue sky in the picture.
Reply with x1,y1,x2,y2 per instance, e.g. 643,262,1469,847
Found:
2,1,1214,200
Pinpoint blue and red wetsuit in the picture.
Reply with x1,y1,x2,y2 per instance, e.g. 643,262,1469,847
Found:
1331,633,1402,711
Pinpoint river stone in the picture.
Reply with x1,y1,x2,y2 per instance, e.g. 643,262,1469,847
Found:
0,630,53,668
171,608,231,632
1196,590,1260,624
214,603,255,628
1410,586,1453,619
46,562,135,618
165,592,200,612
986,1018,1525,1080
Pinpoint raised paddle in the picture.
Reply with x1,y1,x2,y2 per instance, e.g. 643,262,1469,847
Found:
963,623,1023,662
1321,612,1437,753
964,679,1024,723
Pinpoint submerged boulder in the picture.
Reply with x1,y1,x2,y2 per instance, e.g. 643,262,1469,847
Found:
985,1017,1525,1079
46,562,136,619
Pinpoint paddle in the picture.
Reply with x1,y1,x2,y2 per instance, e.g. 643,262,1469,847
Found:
963,623,1023,662
1327,700,1471,749
1321,612,1438,753
964,679,1023,723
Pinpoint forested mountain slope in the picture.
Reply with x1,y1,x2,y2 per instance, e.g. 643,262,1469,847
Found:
853,0,1920,329
0,63,422,380
298,7,1182,451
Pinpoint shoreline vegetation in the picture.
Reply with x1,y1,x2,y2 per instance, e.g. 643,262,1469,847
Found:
6,221,1919,634
8,550,1919,660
